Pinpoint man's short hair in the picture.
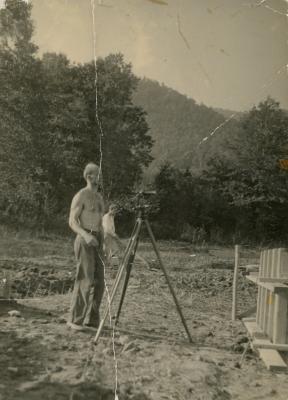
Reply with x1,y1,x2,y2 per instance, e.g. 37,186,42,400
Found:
83,163,100,181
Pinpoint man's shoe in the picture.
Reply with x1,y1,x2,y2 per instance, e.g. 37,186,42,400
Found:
66,321,84,331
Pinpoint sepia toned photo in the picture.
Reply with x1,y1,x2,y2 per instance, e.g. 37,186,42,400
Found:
0,0,288,399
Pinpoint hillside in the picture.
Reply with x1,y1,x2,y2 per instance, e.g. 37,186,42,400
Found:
133,78,240,175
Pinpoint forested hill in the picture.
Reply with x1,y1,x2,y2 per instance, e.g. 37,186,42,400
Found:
133,78,240,174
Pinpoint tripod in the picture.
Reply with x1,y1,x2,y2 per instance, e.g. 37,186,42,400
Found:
94,206,192,343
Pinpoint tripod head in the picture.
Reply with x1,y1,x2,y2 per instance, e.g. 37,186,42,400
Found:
133,190,157,218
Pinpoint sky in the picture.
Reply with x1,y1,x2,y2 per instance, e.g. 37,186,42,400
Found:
10,0,288,111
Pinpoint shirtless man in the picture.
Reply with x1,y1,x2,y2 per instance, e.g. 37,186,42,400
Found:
67,163,105,331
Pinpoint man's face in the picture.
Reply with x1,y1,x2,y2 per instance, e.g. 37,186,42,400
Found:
87,172,99,186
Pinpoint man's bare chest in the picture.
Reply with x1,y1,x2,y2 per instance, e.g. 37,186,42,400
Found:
82,192,102,213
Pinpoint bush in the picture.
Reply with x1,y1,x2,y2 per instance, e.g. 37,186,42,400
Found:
180,224,207,243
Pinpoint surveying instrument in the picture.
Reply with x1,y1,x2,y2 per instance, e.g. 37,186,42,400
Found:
94,191,192,343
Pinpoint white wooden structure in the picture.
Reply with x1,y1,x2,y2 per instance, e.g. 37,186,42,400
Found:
244,248,288,371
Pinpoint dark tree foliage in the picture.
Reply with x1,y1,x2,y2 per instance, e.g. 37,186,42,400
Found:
0,0,153,228
152,163,235,242
0,0,49,223
151,99,288,244
203,98,288,242
74,54,153,198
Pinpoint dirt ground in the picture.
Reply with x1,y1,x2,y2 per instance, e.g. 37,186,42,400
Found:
0,233,288,400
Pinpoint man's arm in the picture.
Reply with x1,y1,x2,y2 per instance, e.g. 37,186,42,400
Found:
69,192,98,246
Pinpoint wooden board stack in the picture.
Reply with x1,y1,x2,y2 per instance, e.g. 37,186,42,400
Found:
244,248,288,372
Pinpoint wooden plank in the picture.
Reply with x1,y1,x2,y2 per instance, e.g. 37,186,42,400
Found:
273,293,288,344
263,249,269,278
257,348,287,372
246,276,288,293
242,319,266,339
242,317,288,372
273,249,288,344
259,277,288,283
267,250,277,340
280,249,288,278
259,251,264,276
261,283,288,293
256,252,263,326
263,250,273,334
278,249,288,345
259,251,268,330
253,338,288,351
266,291,274,339
257,286,263,327
275,248,283,277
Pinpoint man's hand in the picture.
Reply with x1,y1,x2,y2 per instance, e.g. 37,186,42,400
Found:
83,233,99,247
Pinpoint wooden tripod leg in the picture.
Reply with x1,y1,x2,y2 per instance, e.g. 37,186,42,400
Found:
115,234,140,325
94,219,142,344
144,219,193,343
109,220,139,286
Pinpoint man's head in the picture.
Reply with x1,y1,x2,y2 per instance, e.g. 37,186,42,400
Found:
83,163,100,185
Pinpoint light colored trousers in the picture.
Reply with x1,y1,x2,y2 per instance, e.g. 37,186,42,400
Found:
69,233,105,327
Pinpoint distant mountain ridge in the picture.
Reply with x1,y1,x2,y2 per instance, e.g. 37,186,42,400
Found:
133,78,239,175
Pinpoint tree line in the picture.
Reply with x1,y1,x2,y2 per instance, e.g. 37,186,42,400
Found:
151,98,288,244
1,0,288,244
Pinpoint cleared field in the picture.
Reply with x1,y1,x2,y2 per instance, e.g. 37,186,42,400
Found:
1,233,287,400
